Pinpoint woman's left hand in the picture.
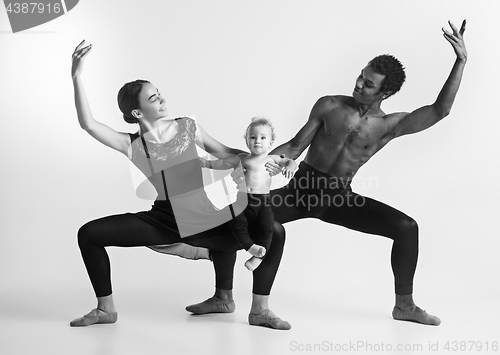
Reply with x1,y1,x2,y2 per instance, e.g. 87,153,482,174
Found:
231,165,245,185
72,40,92,79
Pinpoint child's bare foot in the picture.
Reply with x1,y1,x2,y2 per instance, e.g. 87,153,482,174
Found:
245,256,263,271
247,244,266,257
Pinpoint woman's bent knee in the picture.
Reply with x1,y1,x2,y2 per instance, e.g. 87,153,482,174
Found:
77,221,96,248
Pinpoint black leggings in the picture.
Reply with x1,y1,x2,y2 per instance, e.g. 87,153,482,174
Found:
271,162,418,295
228,193,274,251
77,213,284,297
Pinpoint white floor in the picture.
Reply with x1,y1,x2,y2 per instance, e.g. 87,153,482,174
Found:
1,280,498,355
1,217,499,355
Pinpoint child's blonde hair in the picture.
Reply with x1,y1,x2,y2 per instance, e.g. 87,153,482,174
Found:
244,117,276,143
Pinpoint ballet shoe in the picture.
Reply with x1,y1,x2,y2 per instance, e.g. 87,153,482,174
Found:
70,308,117,327
248,309,291,330
392,305,441,326
185,297,235,315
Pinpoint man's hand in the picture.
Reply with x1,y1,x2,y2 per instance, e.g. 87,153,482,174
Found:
265,161,282,176
442,20,467,62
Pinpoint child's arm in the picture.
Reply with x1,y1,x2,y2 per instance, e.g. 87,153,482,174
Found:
269,155,298,179
200,155,240,170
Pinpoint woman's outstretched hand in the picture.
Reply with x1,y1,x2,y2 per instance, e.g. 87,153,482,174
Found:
72,40,93,79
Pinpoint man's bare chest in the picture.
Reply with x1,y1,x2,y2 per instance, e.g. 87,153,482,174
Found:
321,114,389,150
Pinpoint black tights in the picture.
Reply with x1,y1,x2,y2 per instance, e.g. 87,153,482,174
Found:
77,213,285,298
211,222,284,295
271,164,418,295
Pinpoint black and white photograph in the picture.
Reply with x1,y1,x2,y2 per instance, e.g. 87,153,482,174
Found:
1,1,499,354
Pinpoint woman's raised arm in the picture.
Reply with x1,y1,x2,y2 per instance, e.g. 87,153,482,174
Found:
72,40,130,156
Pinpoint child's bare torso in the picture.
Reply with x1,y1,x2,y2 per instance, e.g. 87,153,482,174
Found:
240,153,274,194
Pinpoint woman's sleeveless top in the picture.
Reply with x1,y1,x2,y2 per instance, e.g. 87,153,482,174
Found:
128,117,243,254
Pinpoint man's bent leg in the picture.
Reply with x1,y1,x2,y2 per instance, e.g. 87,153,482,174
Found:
318,192,440,325
270,185,314,225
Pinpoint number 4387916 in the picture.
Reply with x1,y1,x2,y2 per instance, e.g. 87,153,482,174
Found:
5,2,62,14
444,341,498,352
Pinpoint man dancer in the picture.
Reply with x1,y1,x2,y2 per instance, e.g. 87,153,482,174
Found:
187,20,466,326
267,20,467,326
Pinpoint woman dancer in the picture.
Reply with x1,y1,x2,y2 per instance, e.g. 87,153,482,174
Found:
69,40,290,330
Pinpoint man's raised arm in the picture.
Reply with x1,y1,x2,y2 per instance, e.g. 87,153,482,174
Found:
393,20,467,137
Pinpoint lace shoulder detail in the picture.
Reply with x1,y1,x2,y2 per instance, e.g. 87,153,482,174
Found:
130,117,197,162
180,116,197,142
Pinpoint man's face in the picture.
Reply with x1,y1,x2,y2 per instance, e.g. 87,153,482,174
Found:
352,65,387,104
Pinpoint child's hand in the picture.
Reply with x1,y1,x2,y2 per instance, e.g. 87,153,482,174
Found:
248,244,266,258
199,157,208,168
282,160,297,179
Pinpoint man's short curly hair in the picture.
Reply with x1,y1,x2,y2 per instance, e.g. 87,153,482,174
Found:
368,55,406,99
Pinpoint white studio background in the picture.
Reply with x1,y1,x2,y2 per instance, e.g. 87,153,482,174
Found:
1,1,499,355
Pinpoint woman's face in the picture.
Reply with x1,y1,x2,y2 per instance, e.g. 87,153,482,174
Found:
135,82,167,121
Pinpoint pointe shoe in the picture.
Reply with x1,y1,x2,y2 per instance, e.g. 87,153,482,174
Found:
70,308,118,327
248,309,291,330
185,297,236,315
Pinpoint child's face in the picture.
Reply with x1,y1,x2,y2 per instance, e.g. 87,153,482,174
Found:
246,125,273,154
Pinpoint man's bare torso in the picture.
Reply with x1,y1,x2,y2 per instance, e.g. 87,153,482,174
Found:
304,96,402,179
